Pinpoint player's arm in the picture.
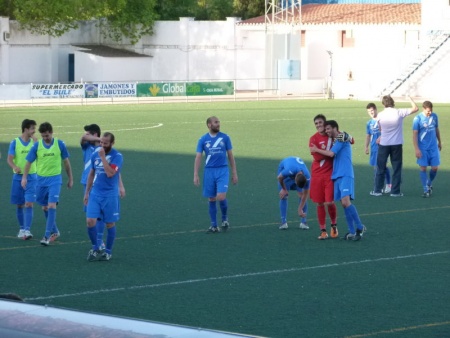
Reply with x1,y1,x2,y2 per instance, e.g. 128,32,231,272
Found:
80,132,100,146
193,152,202,186
21,162,32,188
436,126,442,151
63,158,74,188
119,174,126,198
407,96,419,114
7,154,21,174
310,144,335,158
298,188,309,217
227,149,238,185
277,173,288,199
84,169,95,205
365,134,370,155
412,129,422,159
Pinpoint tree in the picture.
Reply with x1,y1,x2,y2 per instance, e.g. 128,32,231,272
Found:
232,0,265,20
7,0,158,44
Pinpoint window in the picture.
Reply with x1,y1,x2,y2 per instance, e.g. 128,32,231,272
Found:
341,30,354,48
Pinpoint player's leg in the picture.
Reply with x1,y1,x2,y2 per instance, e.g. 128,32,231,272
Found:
389,145,403,195
86,194,102,261
340,177,364,240
203,168,218,232
100,196,120,261
11,179,25,238
296,190,309,230
427,148,440,194
216,167,230,231
374,144,389,194
23,178,36,239
324,177,337,237
310,176,327,238
47,184,61,241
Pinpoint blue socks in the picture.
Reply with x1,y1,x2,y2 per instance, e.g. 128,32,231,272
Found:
219,199,228,222
45,208,56,238
300,200,308,224
208,201,217,227
429,169,437,185
87,226,97,249
419,171,428,192
96,220,105,248
106,226,116,254
16,207,24,230
280,198,288,224
24,207,33,231
344,204,363,233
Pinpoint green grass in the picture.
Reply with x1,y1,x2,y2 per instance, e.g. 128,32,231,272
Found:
1,100,449,337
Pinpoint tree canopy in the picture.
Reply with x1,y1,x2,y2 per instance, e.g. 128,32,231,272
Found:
0,0,265,43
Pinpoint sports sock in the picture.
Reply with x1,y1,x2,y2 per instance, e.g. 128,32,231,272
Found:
280,198,288,224
96,219,105,248
16,207,24,230
348,204,363,231
208,201,217,227
106,226,116,254
87,226,97,248
24,207,33,231
419,170,428,192
385,167,391,185
219,199,228,221
343,205,355,234
317,204,326,230
429,169,437,184
45,208,56,238
327,203,337,225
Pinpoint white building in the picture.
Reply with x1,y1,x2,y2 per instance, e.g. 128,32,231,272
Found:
0,0,449,101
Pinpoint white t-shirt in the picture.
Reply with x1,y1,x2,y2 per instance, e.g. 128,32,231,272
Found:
377,107,412,146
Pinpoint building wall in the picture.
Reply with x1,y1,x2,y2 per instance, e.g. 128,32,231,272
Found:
0,0,449,100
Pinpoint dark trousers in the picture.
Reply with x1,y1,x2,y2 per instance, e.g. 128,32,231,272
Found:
376,144,402,194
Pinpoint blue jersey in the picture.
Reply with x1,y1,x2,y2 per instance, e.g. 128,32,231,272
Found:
26,139,70,186
196,132,232,168
412,113,439,151
90,148,123,197
8,138,37,182
366,118,380,153
81,143,99,184
278,157,311,181
330,141,354,180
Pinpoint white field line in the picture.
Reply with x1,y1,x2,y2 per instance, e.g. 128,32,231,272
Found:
25,250,449,301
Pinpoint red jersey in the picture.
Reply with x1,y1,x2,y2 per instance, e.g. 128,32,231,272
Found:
309,132,333,176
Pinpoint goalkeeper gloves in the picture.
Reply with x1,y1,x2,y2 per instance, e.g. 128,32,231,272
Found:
336,131,353,143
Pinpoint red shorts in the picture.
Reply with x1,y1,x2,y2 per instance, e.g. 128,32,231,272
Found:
310,174,334,204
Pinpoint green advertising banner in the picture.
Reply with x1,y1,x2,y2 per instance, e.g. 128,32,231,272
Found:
137,82,234,97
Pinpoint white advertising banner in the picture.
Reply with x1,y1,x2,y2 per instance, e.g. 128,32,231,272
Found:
85,83,137,98
31,84,85,99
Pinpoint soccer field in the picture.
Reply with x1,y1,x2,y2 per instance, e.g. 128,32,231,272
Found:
0,100,449,337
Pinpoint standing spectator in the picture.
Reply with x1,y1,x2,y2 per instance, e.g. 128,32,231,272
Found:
277,157,310,230
310,120,365,241
84,132,123,261
7,119,37,240
21,122,73,246
365,103,391,195
373,96,418,197
412,101,441,197
309,114,338,240
194,116,238,233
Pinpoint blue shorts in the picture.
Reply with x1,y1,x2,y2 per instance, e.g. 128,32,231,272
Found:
203,167,229,198
86,193,120,223
278,177,310,193
417,147,440,167
333,176,355,201
36,184,62,206
10,178,36,205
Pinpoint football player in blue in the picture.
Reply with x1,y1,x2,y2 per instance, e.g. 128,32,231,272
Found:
21,122,73,246
81,124,125,251
365,103,391,195
7,119,37,240
310,120,365,241
277,157,310,230
84,132,123,261
412,101,441,198
194,116,238,233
